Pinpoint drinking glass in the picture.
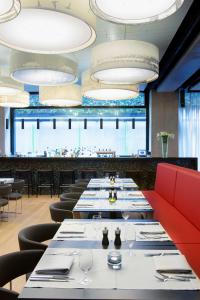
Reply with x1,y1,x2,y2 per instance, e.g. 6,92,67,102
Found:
92,214,102,239
79,250,93,285
122,211,130,242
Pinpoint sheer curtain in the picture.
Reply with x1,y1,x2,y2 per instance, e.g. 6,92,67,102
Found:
179,92,200,169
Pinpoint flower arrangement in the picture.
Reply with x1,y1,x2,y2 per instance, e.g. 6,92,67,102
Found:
157,131,175,142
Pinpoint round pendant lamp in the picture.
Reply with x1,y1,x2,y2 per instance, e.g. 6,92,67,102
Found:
0,76,23,96
40,84,82,107
0,7,96,54
0,0,21,23
91,40,159,84
90,0,184,24
0,91,29,107
82,70,139,100
10,53,78,86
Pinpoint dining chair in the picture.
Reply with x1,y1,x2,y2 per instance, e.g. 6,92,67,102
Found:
49,201,73,222
60,192,80,202
4,180,24,214
18,223,60,251
0,250,43,300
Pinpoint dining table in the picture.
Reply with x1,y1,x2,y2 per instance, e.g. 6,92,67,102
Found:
87,178,138,190
73,190,153,213
19,219,200,300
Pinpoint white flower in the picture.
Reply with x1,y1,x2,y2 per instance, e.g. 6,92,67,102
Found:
157,131,175,141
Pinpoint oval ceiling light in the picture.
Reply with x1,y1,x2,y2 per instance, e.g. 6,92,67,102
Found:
91,40,159,84
10,53,78,86
0,0,21,23
0,76,23,96
82,70,139,100
90,0,184,24
40,84,82,107
0,7,96,54
0,91,29,107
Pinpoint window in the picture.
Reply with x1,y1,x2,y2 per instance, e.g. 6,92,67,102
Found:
12,93,148,157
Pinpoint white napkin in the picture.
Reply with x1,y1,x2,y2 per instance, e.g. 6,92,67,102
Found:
59,224,85,234
139,228,166,234
35,256,74,275
132,201,149,206
82,191,96,196
154,255,192,274
128,192,144,197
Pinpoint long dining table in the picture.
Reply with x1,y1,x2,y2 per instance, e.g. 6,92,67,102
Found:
19,219,200,300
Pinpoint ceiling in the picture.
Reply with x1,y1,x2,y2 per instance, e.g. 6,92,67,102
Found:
0,0,195,92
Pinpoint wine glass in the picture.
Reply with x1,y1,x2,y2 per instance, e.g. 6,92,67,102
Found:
122,211,130,242
79,250,93,285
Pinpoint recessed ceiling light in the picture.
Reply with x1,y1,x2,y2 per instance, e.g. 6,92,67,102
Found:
91,40,159,84
0,0,21,23
0,8,96,54
0,76,23,95
40,85,82,107
82,70,139,100
10,53,78,86
0,91,29,107
90,0,184,24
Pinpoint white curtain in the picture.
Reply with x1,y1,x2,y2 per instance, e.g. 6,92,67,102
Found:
179,92,200,169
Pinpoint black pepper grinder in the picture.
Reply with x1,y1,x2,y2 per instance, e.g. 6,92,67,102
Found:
113,189,117,201
114,227,121,249
102,227,109,249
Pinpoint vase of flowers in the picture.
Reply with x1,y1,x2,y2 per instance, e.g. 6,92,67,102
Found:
157,132,175,158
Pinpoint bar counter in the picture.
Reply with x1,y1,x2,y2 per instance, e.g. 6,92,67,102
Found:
0,157,197,190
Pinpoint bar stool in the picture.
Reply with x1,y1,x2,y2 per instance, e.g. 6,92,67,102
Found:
58,170,75,196
36,170,55,197
15,169,34,197
80,169,97,179
103,170,118,177
0,169,13,178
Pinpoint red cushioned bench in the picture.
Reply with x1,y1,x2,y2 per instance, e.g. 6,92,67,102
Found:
143,163,200,277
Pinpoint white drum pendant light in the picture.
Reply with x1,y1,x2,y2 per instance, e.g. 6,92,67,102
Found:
10,53,78,86
40,84,82,107
0,7,96,54
82,70,139,100
91,40,159,84
0,0,21,23
90,0,184,24
0,76,23,96
0,91,29,107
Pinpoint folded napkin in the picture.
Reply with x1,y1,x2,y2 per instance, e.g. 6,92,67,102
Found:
36,256,74,275
154,254,192,274
132,201,149,206
128,192,144,197
140,230,165,235
83,192,96,196
59,224,85,234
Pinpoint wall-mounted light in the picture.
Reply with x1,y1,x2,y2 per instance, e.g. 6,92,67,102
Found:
132,118,135,129
5,118,9,129
116,118,119,129
37,119,40,129
84,118,87,129
21,118,24,129
100,118,103,129
53,118,56,130
68,118,72,129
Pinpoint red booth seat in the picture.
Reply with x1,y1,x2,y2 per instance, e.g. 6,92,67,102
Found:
143,163,200,277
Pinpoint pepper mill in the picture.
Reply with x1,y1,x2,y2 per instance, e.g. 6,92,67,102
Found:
102,227,109,249
114,227,121,249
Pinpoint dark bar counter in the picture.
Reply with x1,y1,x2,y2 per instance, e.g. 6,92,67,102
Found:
0,157,197,190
